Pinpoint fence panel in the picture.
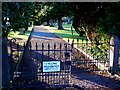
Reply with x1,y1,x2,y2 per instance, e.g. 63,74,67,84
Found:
9,39,72,89
9,37,111,89
71,37,109,72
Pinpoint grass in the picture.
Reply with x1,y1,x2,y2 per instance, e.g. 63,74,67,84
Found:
8,26,33,41
7,25,33,54
43,24,108,63
43,24,88,43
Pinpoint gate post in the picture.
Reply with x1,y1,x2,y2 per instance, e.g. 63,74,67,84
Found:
2,38,10,88
109,35,119,75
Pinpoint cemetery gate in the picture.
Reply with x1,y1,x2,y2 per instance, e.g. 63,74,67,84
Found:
9,38,73,89
9,37,111,89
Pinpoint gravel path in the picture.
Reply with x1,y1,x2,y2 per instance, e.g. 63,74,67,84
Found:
21,26,120,90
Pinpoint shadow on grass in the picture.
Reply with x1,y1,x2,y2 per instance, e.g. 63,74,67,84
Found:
30,31,60,38
29,30,79,39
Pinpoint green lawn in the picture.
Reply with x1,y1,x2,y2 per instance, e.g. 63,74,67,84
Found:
43,24,87,43
43,24,108,63
8,26,33,41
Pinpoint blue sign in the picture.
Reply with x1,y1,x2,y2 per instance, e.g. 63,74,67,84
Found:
42,61,60,72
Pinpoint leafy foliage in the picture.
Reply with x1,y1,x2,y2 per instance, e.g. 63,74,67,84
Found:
69,2,120,40
2,2,120,39
2,2,35,38
98,2,120,36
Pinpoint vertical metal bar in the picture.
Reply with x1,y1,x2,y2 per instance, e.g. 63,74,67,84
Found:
10,39,17,88
36,43,38,59
23,42,26,57
48,43,50,60
71,39,74,49
16,42,19,67
69,43,72,85
42,43,44,60
90,40,93,71
60,43,62,61
68,39,70,43
96,56,98,71
52,43,55,85
103,37,105,71
86,38,88,69
59,43,62,85
29,41,32,83
16,42,20,87
85,38,86,66
36,43,39,81
77,38,79,47
77,38,79,43
95,57,97,71
93,52,95,71
48,43,50,85
21,42,26,81
54,43,56,59
108,38,110,72
29,41,32,57
65,44,67,52
42,43,44,83
65,43,67,85
52,43,56,84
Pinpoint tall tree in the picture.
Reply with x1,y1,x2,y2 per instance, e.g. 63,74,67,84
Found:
69,2,120,40
69,2,104,41
43,2,71,30
2,2,36,38
98,2,120,37
2,2,36,87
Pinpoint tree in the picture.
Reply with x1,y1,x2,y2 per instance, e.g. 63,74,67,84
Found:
98,2,120,37
69,2,120,74
69,2,120,41
2,2,36,38
42,2,72,30
69,2,104,41
2,2,36,87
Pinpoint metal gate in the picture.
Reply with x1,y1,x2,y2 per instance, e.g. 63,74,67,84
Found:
71,37,109,73
9,38,73,89
9,37,110,89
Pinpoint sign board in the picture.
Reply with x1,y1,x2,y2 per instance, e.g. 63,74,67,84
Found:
42,61,60,72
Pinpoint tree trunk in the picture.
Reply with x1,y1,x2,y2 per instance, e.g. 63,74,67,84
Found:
46,12,49,26
47,19,49,26
49,19,54,27
58,17,64,30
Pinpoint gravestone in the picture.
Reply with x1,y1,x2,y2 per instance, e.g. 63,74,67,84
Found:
19,28,25,35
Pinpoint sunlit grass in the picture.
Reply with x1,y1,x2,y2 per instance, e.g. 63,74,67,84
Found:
43,24,109,64
8,26,33,41
43,24,90,43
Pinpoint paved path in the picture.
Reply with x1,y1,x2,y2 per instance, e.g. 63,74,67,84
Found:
30,26,67,43
22,26,120,90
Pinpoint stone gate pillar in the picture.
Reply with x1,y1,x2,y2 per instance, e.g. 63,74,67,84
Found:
2,38,9,88
109,35,119,74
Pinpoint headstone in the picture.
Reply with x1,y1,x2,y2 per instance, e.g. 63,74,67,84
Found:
19,28,25,35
